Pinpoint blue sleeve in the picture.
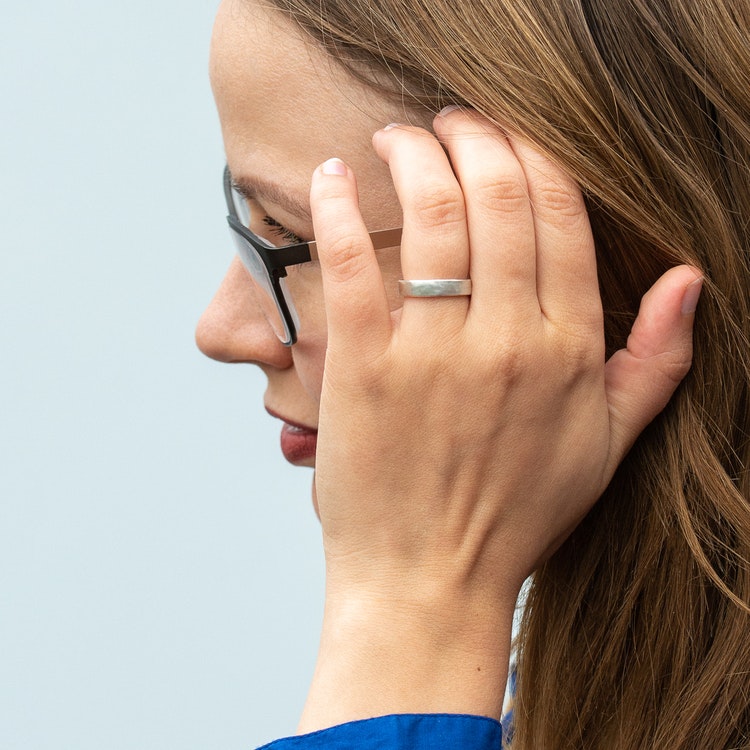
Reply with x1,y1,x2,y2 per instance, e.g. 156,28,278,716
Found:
256,713,503,750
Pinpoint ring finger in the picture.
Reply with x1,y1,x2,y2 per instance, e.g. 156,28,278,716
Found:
372,124,471,331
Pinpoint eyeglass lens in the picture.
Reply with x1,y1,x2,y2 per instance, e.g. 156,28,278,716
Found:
229,184,298,344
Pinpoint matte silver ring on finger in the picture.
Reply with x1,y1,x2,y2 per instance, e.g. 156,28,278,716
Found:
398,279,472,297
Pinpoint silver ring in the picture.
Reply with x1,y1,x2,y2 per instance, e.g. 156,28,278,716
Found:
398,279,472,297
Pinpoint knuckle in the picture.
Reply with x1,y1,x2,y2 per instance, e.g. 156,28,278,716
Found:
472,333,529,383
471,174,529,215
562,324,600,358
327,347,391,397
323,233,369,282
552,327,602,380
533,180,583,219
657,349,693,385
410,183,466,228
494,346,526,382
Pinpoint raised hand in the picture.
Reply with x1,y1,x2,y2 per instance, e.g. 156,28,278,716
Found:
299,108,700,730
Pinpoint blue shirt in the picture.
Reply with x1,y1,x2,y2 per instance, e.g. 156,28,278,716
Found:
257,714,504,749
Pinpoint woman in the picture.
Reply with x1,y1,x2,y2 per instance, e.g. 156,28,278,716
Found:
196,0,750,747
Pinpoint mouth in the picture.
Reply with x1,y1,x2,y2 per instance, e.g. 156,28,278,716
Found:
266,408,318,466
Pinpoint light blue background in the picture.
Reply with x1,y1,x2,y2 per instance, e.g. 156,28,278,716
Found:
1,3,325,748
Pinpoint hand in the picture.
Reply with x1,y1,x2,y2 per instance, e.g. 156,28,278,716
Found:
300,108,700,729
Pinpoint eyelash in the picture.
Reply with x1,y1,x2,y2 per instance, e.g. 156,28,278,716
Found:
263,214,303,244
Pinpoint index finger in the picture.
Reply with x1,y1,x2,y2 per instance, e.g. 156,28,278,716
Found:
310,158,392,358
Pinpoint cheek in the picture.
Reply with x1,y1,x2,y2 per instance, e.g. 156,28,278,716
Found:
292,331,327,403
282,266,328,400
287,247,403,402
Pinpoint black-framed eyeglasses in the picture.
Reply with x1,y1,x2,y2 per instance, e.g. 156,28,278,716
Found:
224,166,402,346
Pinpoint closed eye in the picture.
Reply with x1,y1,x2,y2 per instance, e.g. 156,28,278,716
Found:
262,214,304,245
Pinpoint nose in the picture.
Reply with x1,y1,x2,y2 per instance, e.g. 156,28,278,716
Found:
195,257,294,368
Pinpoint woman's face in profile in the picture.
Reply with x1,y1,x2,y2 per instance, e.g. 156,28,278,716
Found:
197,0,410,467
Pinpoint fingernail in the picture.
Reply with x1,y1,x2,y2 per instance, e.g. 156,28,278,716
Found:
438,104,462,117
383,122,401,131
681,276,704,315
321,158,347,176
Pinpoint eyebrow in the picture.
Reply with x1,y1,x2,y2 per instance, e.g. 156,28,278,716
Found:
230,171,312,221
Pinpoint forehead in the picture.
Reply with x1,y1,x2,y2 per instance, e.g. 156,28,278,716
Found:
210,0,399,201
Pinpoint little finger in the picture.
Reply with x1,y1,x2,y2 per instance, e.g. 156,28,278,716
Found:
509,137,600,329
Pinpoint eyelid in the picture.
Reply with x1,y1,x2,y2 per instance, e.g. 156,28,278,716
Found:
231,181,253,202
230,177,312,243
229,171,312,221
263,214,305,244
254,201,312,244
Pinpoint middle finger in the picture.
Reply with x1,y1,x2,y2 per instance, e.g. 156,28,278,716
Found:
434,108,539,324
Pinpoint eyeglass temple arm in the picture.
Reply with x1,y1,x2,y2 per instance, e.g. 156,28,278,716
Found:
306,227,402,261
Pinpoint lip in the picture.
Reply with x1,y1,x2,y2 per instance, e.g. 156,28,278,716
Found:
266,407,318,466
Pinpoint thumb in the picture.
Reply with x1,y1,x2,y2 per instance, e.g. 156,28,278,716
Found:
605,265,702,465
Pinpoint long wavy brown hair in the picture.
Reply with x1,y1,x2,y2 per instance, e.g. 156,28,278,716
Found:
262,0,750,746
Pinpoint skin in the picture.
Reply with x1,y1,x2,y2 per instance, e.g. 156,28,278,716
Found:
197,0,414,456
198,0,701,734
